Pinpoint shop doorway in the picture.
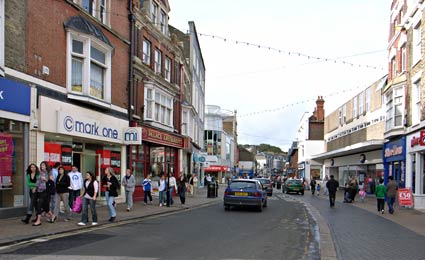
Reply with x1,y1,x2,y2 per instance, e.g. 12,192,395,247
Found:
72,151,102,196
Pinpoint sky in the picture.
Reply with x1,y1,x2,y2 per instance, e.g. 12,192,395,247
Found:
169,0,390,152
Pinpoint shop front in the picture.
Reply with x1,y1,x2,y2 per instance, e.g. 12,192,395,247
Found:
39,96,128,203
383,137,406,188
406,131,425,209
0,77,31,218
129,125,185,200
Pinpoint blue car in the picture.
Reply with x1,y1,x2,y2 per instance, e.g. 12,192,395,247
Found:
223,179,268,212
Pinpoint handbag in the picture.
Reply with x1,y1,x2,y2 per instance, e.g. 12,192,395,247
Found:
72,196,83,213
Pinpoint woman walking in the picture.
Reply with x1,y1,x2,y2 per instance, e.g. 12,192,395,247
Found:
158,175,166,206
102,167,119,222
21,164,39,224
122,169,136,211
53,166,71,222
177,174,187,205
33,161,55,226
78,171,99,226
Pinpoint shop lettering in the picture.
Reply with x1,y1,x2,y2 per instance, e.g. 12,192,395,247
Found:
410,130,425,147
147,130,182,145
384,145,403,158
0,90,4,99
63,116,119,140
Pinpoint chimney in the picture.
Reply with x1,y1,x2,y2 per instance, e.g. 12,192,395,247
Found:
316,96,325,121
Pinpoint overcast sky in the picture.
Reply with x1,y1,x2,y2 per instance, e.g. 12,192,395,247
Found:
169,0,389,151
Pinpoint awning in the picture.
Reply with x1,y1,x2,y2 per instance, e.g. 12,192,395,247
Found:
204,165,227,172
311,140,385,161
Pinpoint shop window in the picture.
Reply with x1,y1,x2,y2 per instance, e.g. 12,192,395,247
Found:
0,119,24,208
67,32,112,107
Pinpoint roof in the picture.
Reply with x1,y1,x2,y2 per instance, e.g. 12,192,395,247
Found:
64,16,113,47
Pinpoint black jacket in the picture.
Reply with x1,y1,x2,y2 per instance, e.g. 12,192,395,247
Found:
102,175,119,197
326,179,339,193
55,174,70,194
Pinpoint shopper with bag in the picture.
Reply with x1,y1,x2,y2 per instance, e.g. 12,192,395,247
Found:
53,166,71,222
78,171,98,226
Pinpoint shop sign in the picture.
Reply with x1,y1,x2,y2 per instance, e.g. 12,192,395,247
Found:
57,111,121,143
44,143,61,167
383,137,405,160
0,77,30,116
398,188,413,207
142,126,184,148
123,127,142,145
410,130,425,147
384,145,403,158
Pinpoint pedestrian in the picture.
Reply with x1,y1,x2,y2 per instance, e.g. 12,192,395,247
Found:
310,178,316,195
326,175,339,208
375,178,387,214
21,163,39,224
142,174,153,205
386,176,398,214
78,171,99,226
53,166,71,222
316,183,321,196
177,174,187,204
49,162,60,214
167,173,178,205
33,161,56,226
322,175,329,196
122,169,136,211
68,165,83,210
158,174,166,206
206,174,212,185
189,174,195,196
102,167,119,222
348,176,359,202
192,174,198,196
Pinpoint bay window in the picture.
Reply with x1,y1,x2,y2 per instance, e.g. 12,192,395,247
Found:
67,32,112,105
144,86,174,126
385,86,404,130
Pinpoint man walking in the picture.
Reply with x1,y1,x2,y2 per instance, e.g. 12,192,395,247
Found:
68,165,83,210
326,175,339,208
386,176,398,214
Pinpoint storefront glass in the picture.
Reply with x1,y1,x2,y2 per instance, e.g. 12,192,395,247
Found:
0,119,25,208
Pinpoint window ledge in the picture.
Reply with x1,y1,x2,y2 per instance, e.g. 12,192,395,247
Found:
67,93,111,109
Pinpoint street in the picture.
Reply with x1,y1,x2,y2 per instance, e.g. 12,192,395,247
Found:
0,193,319,260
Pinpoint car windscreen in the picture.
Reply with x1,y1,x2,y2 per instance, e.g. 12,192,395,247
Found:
229,181,256,189
258,179,270,184
288,180,302,185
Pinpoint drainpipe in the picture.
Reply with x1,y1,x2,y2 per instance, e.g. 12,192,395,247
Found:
127,0,135,169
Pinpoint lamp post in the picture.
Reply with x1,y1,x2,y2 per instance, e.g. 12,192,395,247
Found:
166,168,170,207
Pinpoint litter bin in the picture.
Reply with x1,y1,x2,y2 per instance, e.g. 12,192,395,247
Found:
207,182,217,198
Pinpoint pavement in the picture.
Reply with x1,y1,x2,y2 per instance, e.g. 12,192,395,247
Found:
0,186,225,247
2,185,425,260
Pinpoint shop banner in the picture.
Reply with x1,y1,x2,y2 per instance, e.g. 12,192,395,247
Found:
61,145,73,171
44,143,61,167
398,188,413,207
0,133,14,188
0,77,31,115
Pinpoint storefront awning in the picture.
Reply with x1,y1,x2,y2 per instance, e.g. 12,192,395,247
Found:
204,165,228,172
311,140,385,161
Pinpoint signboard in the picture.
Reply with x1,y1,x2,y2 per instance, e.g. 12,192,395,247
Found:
0,77,31,115
0,133,13,189
123,127,142,145
141,126,184,148
44,143,61,167
398,188,413,207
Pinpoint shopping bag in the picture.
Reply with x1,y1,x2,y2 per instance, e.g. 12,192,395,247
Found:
72,196,82,213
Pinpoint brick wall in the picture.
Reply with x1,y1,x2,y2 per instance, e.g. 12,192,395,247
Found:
5,0,26,71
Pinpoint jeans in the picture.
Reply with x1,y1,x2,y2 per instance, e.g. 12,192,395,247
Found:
54,193,71,219
50,193,56,213
159,190,166,204
387,196,396,213
179,186,186,204
168,187,174,205
81,197,97,223
329,192,336,207
377,198,385,211
26,190,37,216
144,190,152,204
105,191,116,218
125,190,134,209
69,189,81,209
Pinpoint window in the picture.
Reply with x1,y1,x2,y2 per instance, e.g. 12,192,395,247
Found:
385,86,404,130
359,92,364,116
154,49,162,74
144,87,173,126
67,32,112,104
151,1,158,23
342,104,347,124
165,57,171,82
82,0,109,25
365,88,371,112
160,10,167,34
143,40,151,65
0,0,4,77
413,22,421,65
412,79,421,125
182,110,188,135
391,58,397,79
401,45,407,72
353,96,358,118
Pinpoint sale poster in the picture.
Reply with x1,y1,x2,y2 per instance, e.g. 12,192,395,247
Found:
0,133,14,188
61,145,73,171
398,188,414,207
44,143,61,168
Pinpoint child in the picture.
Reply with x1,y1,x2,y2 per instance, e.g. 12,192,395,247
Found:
359,189,366,202
375,178,386,214
316,183,321,196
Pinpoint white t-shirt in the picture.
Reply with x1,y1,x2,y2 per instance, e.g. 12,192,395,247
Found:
68,171,83,190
